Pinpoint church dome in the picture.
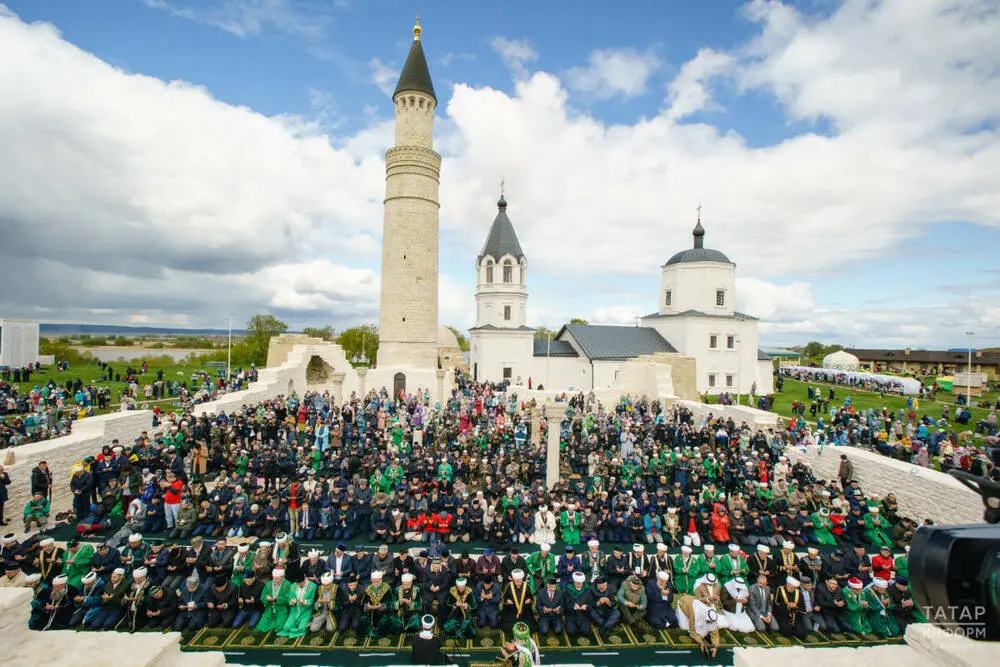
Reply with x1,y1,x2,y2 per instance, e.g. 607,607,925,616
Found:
665,215,732,266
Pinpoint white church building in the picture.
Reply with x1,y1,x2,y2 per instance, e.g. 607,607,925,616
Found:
469,202,774,397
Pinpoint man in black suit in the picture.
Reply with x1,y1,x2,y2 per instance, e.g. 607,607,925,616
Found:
411,614,446,665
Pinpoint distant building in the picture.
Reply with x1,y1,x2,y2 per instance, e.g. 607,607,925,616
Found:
0,319,40,368
844,347,1000,378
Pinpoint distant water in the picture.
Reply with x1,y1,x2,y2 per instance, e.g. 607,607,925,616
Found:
76,348,206,363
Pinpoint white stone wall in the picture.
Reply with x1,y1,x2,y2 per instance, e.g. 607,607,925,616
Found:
4,410,153,522
0,319,40,367
790,444,982,525
469,329,534,384
199,342,361,415
530,355,592,392
659,261,736,317
672,399,780,430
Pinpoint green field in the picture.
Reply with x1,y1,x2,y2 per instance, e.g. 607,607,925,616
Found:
707,377,995,434
5,356,217,417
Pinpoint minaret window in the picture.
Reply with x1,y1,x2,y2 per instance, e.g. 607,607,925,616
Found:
503,306,511,321
716,290,726,307
485,261,494,283
664,290,672,307
503,260,513,284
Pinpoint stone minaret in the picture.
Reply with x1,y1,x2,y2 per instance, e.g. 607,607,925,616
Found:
377,18,441,369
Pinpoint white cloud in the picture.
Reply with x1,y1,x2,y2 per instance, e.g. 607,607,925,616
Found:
566,48,662,99
2,2,1000,347
369,57,397,96
141,0,329,39
490,36,537,78
665,48,734,119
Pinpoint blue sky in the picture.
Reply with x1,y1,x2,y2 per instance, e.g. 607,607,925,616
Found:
1,0,998,349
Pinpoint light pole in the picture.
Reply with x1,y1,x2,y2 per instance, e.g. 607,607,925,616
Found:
735,336,742,405
966,331,974,405
226,312,233,381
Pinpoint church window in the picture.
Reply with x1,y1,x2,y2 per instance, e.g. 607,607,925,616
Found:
727,335,735,349
485,261,493,283
726,375,734,387
709,335,718,349
716,290,726,307
708,374,716,387
503,260,513,283
664,290,672,307
503,306,511,321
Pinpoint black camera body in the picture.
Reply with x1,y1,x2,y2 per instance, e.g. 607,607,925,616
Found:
908,471,1000,641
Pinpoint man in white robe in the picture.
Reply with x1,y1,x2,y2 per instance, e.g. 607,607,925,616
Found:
721,577,755,633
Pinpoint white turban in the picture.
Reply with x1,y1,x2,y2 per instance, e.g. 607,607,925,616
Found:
53,575,69,586
129,534,143,543
786,577,800,588
308,550,320,559
402,573,415,584
82,572,98,585
237,544,249,554
782,541,794,550
511,569,525,580
587,539,599,548
113,568,126,576
321,572,334,585
656,570,669,581
572,571,586,583
39,538,55,548
272,569,285,579
540,543,550,552
133,567,148,579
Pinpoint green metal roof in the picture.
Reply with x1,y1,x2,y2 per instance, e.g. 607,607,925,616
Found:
559,324,677,361
393,37,436,101
478,196,525,263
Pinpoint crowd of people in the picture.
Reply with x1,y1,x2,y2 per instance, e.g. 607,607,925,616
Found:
0,361,259,450
0,372,937,662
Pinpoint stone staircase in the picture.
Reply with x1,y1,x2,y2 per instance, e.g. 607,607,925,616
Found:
0,588,227,667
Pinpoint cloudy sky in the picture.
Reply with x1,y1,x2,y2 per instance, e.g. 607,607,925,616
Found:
1,0,998,349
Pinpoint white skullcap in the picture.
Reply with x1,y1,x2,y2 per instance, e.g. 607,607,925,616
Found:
757,545,770,554
511,569,525,580
272,569,285,579
129,534,142,542
371,571,383,579
113,568,126,576
82,572,98,585
321,572,334,585
728,544,739,552
133,567,148,579
53,575,68,586
656,570,669,581
572,571,586,583
704,544,715,551
588,539,599,548
782,541,794,550
307,550,320,559
681,545,692,553
873,577,889,589
402,573,415,584
786,577,800,588
540,543,550,552
39,538,55,548
24,573,42,584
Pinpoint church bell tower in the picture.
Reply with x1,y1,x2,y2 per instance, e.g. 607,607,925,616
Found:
377,18,441,369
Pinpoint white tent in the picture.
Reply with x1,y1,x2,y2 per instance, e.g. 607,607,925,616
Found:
823,349,860,371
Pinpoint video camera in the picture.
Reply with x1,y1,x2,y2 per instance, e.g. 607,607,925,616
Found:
908,470,1000,640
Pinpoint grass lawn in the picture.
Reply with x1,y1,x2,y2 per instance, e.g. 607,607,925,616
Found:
706,377,995,434
5,356,219,417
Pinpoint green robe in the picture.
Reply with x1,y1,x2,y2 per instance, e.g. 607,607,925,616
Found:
525,551,556,594
385,464,405,486
864,515,893,548
395,584,423,632
436,462,453,483
61,544,94,588
278,580,317,637
863,587,899,637
719,554,748,582
559,511,581,545
842,589,872,635
443,585,477,638
256,579,293,633
370,472,394,495
672,554,704,594
811,512,837,546
893,554,908,580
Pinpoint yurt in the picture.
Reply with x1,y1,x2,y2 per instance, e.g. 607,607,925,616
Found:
822,349,860,371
